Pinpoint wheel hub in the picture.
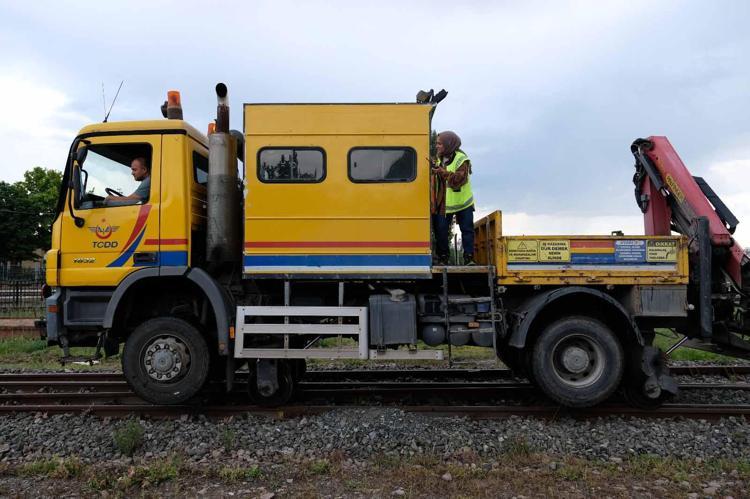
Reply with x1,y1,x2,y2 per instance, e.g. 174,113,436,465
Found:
551,334,605,388
143,337,190,382
561,346,590,373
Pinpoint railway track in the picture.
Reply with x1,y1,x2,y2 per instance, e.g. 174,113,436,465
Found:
0,366,748,419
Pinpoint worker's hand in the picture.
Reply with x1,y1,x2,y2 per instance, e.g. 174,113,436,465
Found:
427,156,438,168
433,166,448,176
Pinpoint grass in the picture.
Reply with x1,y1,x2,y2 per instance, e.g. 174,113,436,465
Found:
0,336,121,370
3,452,749,497
220,427,236,452
19,457,83,479
307,459,331,475
502,435,534,458
217,465,261,481
0,337,47,355
652,330,736,362
113,419,145,457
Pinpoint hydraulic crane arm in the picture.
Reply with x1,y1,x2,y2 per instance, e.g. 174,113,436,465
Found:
631,136,747,287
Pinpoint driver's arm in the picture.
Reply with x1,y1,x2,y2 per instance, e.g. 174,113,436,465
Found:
104,177,150,204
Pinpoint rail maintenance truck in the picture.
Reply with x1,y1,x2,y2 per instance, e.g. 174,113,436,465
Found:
43,84,750,408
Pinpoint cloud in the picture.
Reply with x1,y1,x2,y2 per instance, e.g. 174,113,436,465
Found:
475,206,642,237
706,157,750,248
0,69,90,181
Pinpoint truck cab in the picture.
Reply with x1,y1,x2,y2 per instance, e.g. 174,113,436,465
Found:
46,120,211,348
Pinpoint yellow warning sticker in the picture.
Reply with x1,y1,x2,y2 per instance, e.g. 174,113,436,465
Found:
539,240,571,262
665,174,686,203
647,240,678,262
507,240,538,262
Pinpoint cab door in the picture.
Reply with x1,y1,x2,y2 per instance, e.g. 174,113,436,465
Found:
59,135,161,287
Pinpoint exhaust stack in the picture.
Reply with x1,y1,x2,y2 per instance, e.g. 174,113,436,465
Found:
206,83,241,272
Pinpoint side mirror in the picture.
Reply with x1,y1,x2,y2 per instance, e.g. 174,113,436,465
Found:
74,146,88,165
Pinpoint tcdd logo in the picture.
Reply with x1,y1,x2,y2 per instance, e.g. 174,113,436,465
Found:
92,241,119,249
88,219,120,240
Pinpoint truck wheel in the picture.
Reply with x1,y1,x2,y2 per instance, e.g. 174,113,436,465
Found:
531,316,623,408
122,317,210,405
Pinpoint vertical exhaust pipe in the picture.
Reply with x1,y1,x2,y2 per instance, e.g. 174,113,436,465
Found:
206,83,241,273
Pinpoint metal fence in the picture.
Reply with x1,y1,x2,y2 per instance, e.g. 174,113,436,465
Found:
0,263,45,316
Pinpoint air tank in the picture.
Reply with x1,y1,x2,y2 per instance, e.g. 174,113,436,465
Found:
421,324,445,346
471,324,494,347
448,326,470,346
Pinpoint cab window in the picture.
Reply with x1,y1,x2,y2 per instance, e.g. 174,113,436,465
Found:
348,147,416,183
74,143,152,209
193,151,208,185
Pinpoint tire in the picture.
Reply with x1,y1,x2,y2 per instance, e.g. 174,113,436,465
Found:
531,316,624,408
122,317,210,405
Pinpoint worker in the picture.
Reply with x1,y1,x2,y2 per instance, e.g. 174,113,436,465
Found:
104,157,151,206
431,131,475,265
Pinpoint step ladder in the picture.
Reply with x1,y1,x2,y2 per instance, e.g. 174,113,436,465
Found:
440,265,504,367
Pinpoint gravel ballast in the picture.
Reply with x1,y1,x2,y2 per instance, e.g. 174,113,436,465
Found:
0,409,747,465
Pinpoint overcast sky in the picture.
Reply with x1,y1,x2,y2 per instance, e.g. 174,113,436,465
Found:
1,0,748,245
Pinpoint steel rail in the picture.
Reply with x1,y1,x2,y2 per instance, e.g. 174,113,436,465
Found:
1,381,748,408
1,364,749,384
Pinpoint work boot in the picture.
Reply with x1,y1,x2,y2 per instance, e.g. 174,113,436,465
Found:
435,255,449,266
463,254,476,266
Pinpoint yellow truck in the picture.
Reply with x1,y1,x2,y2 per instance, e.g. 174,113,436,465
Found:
43,84,749,408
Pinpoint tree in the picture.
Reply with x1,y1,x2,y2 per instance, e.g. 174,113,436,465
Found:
0,167,62,262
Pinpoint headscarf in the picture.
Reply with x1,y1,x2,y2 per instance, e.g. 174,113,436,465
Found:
438,131,461,159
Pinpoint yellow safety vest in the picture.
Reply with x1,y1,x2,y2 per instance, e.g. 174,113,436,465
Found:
443,150,474,214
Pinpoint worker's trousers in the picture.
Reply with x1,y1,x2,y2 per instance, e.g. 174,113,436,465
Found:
434,205,474,260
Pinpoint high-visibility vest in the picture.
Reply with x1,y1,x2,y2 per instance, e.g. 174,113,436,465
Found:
443,150,474,214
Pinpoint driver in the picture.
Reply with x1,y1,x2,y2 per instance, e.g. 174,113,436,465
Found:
104,157,150,206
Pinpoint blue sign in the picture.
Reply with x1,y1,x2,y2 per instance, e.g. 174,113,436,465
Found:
614,240,646,263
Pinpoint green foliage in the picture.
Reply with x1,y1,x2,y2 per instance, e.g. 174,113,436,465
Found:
115,456,182,489
503,435,533,457
0,167,62,262
308,459,331,475
220,427,236,451
19,457,83,478
0,336,121,370
218,465,261,481
652,331,733,362
113,419,145,457
0,337,47,355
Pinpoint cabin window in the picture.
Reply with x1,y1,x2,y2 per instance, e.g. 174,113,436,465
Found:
74,142,153,209
257,147,326,183
193,151,208,185
348,147,416,183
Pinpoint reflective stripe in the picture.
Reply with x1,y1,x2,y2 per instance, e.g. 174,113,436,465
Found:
446,195,474,212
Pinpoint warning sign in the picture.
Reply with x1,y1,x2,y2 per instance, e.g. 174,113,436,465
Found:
507,240,538,262
647,240,678,262
539,240,570,262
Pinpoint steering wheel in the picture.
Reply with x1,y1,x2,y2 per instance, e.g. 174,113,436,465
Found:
105,187,124,197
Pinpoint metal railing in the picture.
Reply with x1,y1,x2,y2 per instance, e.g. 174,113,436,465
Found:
0,263,45,317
